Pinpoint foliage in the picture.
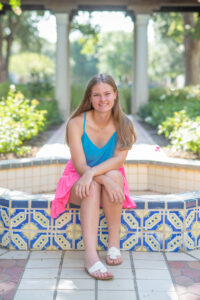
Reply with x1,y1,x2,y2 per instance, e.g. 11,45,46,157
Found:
0,0,21,14
71,84,85,112
118,85,131,114
139,86,200,156
70,41,98,86
159,111,200,156
37,99,62,126
9,52,54,82
97,31,133,83
139,85,200,127
71,12,100,55
0,86,47,155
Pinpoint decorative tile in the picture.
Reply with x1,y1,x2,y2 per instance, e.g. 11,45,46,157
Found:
165,211,184,232
30,231,51,250
186,209,196,231
143,211,163,231
165,233,183,252
184,232,196,251
10,231,29,250
53,211,73,230
0,207,9,228
10,209,29,230
52,232,73,250
99,213,108,230
74,231,84,250
121,210,141,232
120,232,141,250
30,209,51,230
0,229,10,248
143,233,163,252
98,231,108,250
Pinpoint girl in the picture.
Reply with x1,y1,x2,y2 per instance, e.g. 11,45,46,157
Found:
51,74,136,280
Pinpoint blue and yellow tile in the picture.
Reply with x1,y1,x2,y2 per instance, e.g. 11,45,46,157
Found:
120,232,141,250
184,232,196,251
121,210,142,232
10,209,29,230
0,229,10,248
143,232,163,252
52,231,73,250
0,207,9,229
98,231,108,250
30,231,51,250
10,231,29,250
74,231,84,250
143,211,163,231
165,211,184,232
99,213,108,230
165,233,183,252
30,209,51,230
53,211,73,231
186,208,196,231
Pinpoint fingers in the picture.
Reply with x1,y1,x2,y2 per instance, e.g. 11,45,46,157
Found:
75,182,91,199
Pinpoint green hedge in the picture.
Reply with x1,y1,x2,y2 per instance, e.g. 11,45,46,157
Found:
0,87,47,155
138,85,200,156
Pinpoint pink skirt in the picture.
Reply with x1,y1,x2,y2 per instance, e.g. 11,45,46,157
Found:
51,159,136,218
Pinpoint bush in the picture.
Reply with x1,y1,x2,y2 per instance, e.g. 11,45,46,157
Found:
71,84,85,112
138,85,200,157
118,85,131,114
159,111,200,156
0,87,47,155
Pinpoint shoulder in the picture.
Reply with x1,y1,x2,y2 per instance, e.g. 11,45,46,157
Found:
68,113,84,132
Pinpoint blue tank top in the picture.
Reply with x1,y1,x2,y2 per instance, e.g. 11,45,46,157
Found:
81,112,117,167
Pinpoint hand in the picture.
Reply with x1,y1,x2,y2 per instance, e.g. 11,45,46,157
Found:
103,176,125,204
75,169,95,199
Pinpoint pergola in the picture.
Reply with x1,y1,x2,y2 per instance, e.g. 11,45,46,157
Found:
2,0,200,119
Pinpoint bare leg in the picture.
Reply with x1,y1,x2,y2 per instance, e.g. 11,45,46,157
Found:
101,170,124,265
69,181,113,279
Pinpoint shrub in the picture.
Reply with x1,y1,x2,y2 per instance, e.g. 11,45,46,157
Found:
139,86,200,157
0,86,47,155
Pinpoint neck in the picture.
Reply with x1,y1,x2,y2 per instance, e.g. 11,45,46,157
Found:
92,110,112,129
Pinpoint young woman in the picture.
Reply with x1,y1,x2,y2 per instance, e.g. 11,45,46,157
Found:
51,74,137,280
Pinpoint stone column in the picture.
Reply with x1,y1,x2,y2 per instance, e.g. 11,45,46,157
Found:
132,14,150,115
55,13,70,120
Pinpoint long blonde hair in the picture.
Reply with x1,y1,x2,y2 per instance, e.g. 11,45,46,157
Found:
66,74,136,150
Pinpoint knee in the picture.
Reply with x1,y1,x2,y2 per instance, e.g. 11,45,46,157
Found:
88,181,101,197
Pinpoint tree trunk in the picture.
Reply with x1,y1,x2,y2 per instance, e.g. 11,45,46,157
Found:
183,13,200,85
0,16,7,83
0,12,21,83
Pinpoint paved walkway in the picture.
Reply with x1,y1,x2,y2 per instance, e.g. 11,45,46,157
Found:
1,249,200,300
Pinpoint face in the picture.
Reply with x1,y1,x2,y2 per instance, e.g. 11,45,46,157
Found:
90,83,117,113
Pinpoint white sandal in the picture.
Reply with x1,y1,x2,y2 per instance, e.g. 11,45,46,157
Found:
85,261,113,280
106,246,122,265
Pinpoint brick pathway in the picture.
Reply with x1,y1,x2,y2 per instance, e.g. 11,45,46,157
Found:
1,249,200,300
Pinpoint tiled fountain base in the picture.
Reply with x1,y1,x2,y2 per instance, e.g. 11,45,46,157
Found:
0,187,200,251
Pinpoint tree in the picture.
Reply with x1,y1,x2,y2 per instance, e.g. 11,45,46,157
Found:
152,12,200,85
97,31,133,83
70,40,98,85
183,13,200,85
0,11,43,83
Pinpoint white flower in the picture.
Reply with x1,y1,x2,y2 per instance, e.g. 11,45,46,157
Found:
10,84,16,92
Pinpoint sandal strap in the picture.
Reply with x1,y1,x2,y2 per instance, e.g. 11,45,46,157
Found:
107,247,121,259
88,261,107,274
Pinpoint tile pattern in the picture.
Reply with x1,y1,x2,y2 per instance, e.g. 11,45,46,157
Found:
1,190,200,250
0,259,27,300
169,261,200,299
0,250,199,300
